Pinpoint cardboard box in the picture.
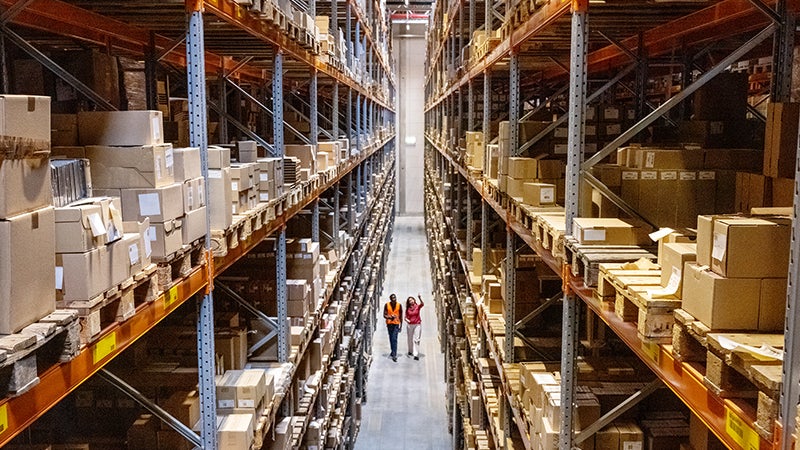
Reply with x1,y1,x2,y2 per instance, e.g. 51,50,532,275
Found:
52,113,78,147
710,217,790,278
147,219,183,259
634,148,703,170
507,157,537,179
0,207,55,333
660,243,696,298
572,218,649,246
173,147,201,181
182,206,207,245
763,102,800,179
78,111,164,146
218,414,254,450
54,203,106,253
57,245,111,302
86,144,175,189
759,277,788,331
284,144,316,172
183,177,206,213
208,168,232,230
230,163,256,191
108,230,140,282
523,182,556,207
0,95,51,144
209,147,231,169
120,183,184,223
0,157,53,219
237,141,258,163
617,422,645,450
681,263,760,329
506,176,526,198
123,218,152,270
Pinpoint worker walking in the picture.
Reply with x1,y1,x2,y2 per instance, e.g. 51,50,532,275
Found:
405,294,424,360
384,294,403,362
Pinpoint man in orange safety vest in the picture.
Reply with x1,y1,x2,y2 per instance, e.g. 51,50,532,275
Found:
383,293,403,362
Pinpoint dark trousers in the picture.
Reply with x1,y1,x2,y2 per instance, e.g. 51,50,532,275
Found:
387,323,400,357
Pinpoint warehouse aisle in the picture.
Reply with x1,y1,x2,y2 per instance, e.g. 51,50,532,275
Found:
355,215,451,450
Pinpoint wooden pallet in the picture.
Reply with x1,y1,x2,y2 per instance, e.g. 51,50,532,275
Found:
564,237,656,287
671,308,782,440
155,240,206,291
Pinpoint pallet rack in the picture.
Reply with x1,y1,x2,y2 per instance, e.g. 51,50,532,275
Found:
0,0,396,448
425,0,800,449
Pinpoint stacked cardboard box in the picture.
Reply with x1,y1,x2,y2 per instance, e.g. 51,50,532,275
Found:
0,95,56,333
284,144,316,179
465,131,484,170
208,146,234,230
682,215,789,330
173,148,206,245
257,157,283,203
288,238,322,309
230,162,259,215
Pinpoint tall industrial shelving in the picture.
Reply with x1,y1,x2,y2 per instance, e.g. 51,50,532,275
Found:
424,0,800,449
0,0,396,448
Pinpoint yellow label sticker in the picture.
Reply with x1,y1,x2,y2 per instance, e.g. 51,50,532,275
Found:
0,404,8,435
164,285,179,309
93,331,117,364
725,407,759,450
641,341,660,363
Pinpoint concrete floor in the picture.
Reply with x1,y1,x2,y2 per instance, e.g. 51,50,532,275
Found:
355,215,451,450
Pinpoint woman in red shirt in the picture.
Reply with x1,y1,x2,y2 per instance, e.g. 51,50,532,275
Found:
405,294,424,360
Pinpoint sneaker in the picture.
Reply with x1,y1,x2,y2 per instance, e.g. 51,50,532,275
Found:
414,356,419,360
392,356,397,362
408,352,413,356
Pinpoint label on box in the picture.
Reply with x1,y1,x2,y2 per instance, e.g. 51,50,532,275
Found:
661,171,677,180
260,193,270,202
641,171,657,180
231,204,236,215
231,181,239,191
645,152,656,168
208,169,222,179
164,146,174,168
260,173,269,182
187,188,194,210
144,234,152,257
128,243,139,266
152,117,162,141
155,156,162,180
138,193,161,216
699,171,716,180
583,229,606,242
238,399,255,408
606,123,621,135
710,121,724,134
679,171,697,181
604,107,620,120
623,442,643,450
622,171,639,180
712,232,727,261
55,266,64,290
148,226,157,241
218,399,235,409
109,204,122,241
198,183,205,205
540,187,555,203
88,213,106,237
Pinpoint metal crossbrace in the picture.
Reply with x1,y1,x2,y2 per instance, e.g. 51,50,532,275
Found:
294,92,335,128
287,97,335,140
99,369,203,448
575,379,664,444
156,35,186,62
520,84,569,121
224,78,309,145
748,0,782,23
1,25,116,110
597,30,640,63
516,292,561,328
689,62,767,123
0,0,34,25
207,99,274,152
616,81,679,127
583,24,777,170
518,63,636,155
216,282,280,330
582,171,656,229
225,56,254,78
514,332,552,360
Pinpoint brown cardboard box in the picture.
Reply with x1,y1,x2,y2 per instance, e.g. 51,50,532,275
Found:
0,157,52,219
230,163,256,191
0,95,51,143
120,183,184,222
595,425,619,450
284,144,316,173
507,157,538,179
703,149,762,171
78,111,164,146
735,172,770,213
572,218,649,246
183,177,206,213
147,219,183,259
218,414,254,450
51,114,78,147
173,147,201,181
86,144,175,189
759,278,788,331
715,170,737,213
209,146,231,169
657,170,679,226
638,170,659,224
506,177,527,198
537,159,565,179
182,206,207,245
163,391,199,432
55,203,105,253
660,243,697,298
764,102,800,179
617,422,645,450
57,245,111,303
771,176,794,207
620,170,640,210
0,207,55,333
681,263,760,329
710,217,790,278
523,182,556,207
208,167,232,230
634,148,703,170
108,232,141,282
123,218,152,269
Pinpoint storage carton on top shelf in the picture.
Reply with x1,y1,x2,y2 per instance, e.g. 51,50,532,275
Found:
78,110,164,146
0,206,55,334
709,217,790,278
86,144,175,189
571,218,650,246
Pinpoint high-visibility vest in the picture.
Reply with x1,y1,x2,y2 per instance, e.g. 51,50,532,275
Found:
385,301,401,325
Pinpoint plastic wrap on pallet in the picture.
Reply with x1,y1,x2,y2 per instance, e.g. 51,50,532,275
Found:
50,158,92,207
